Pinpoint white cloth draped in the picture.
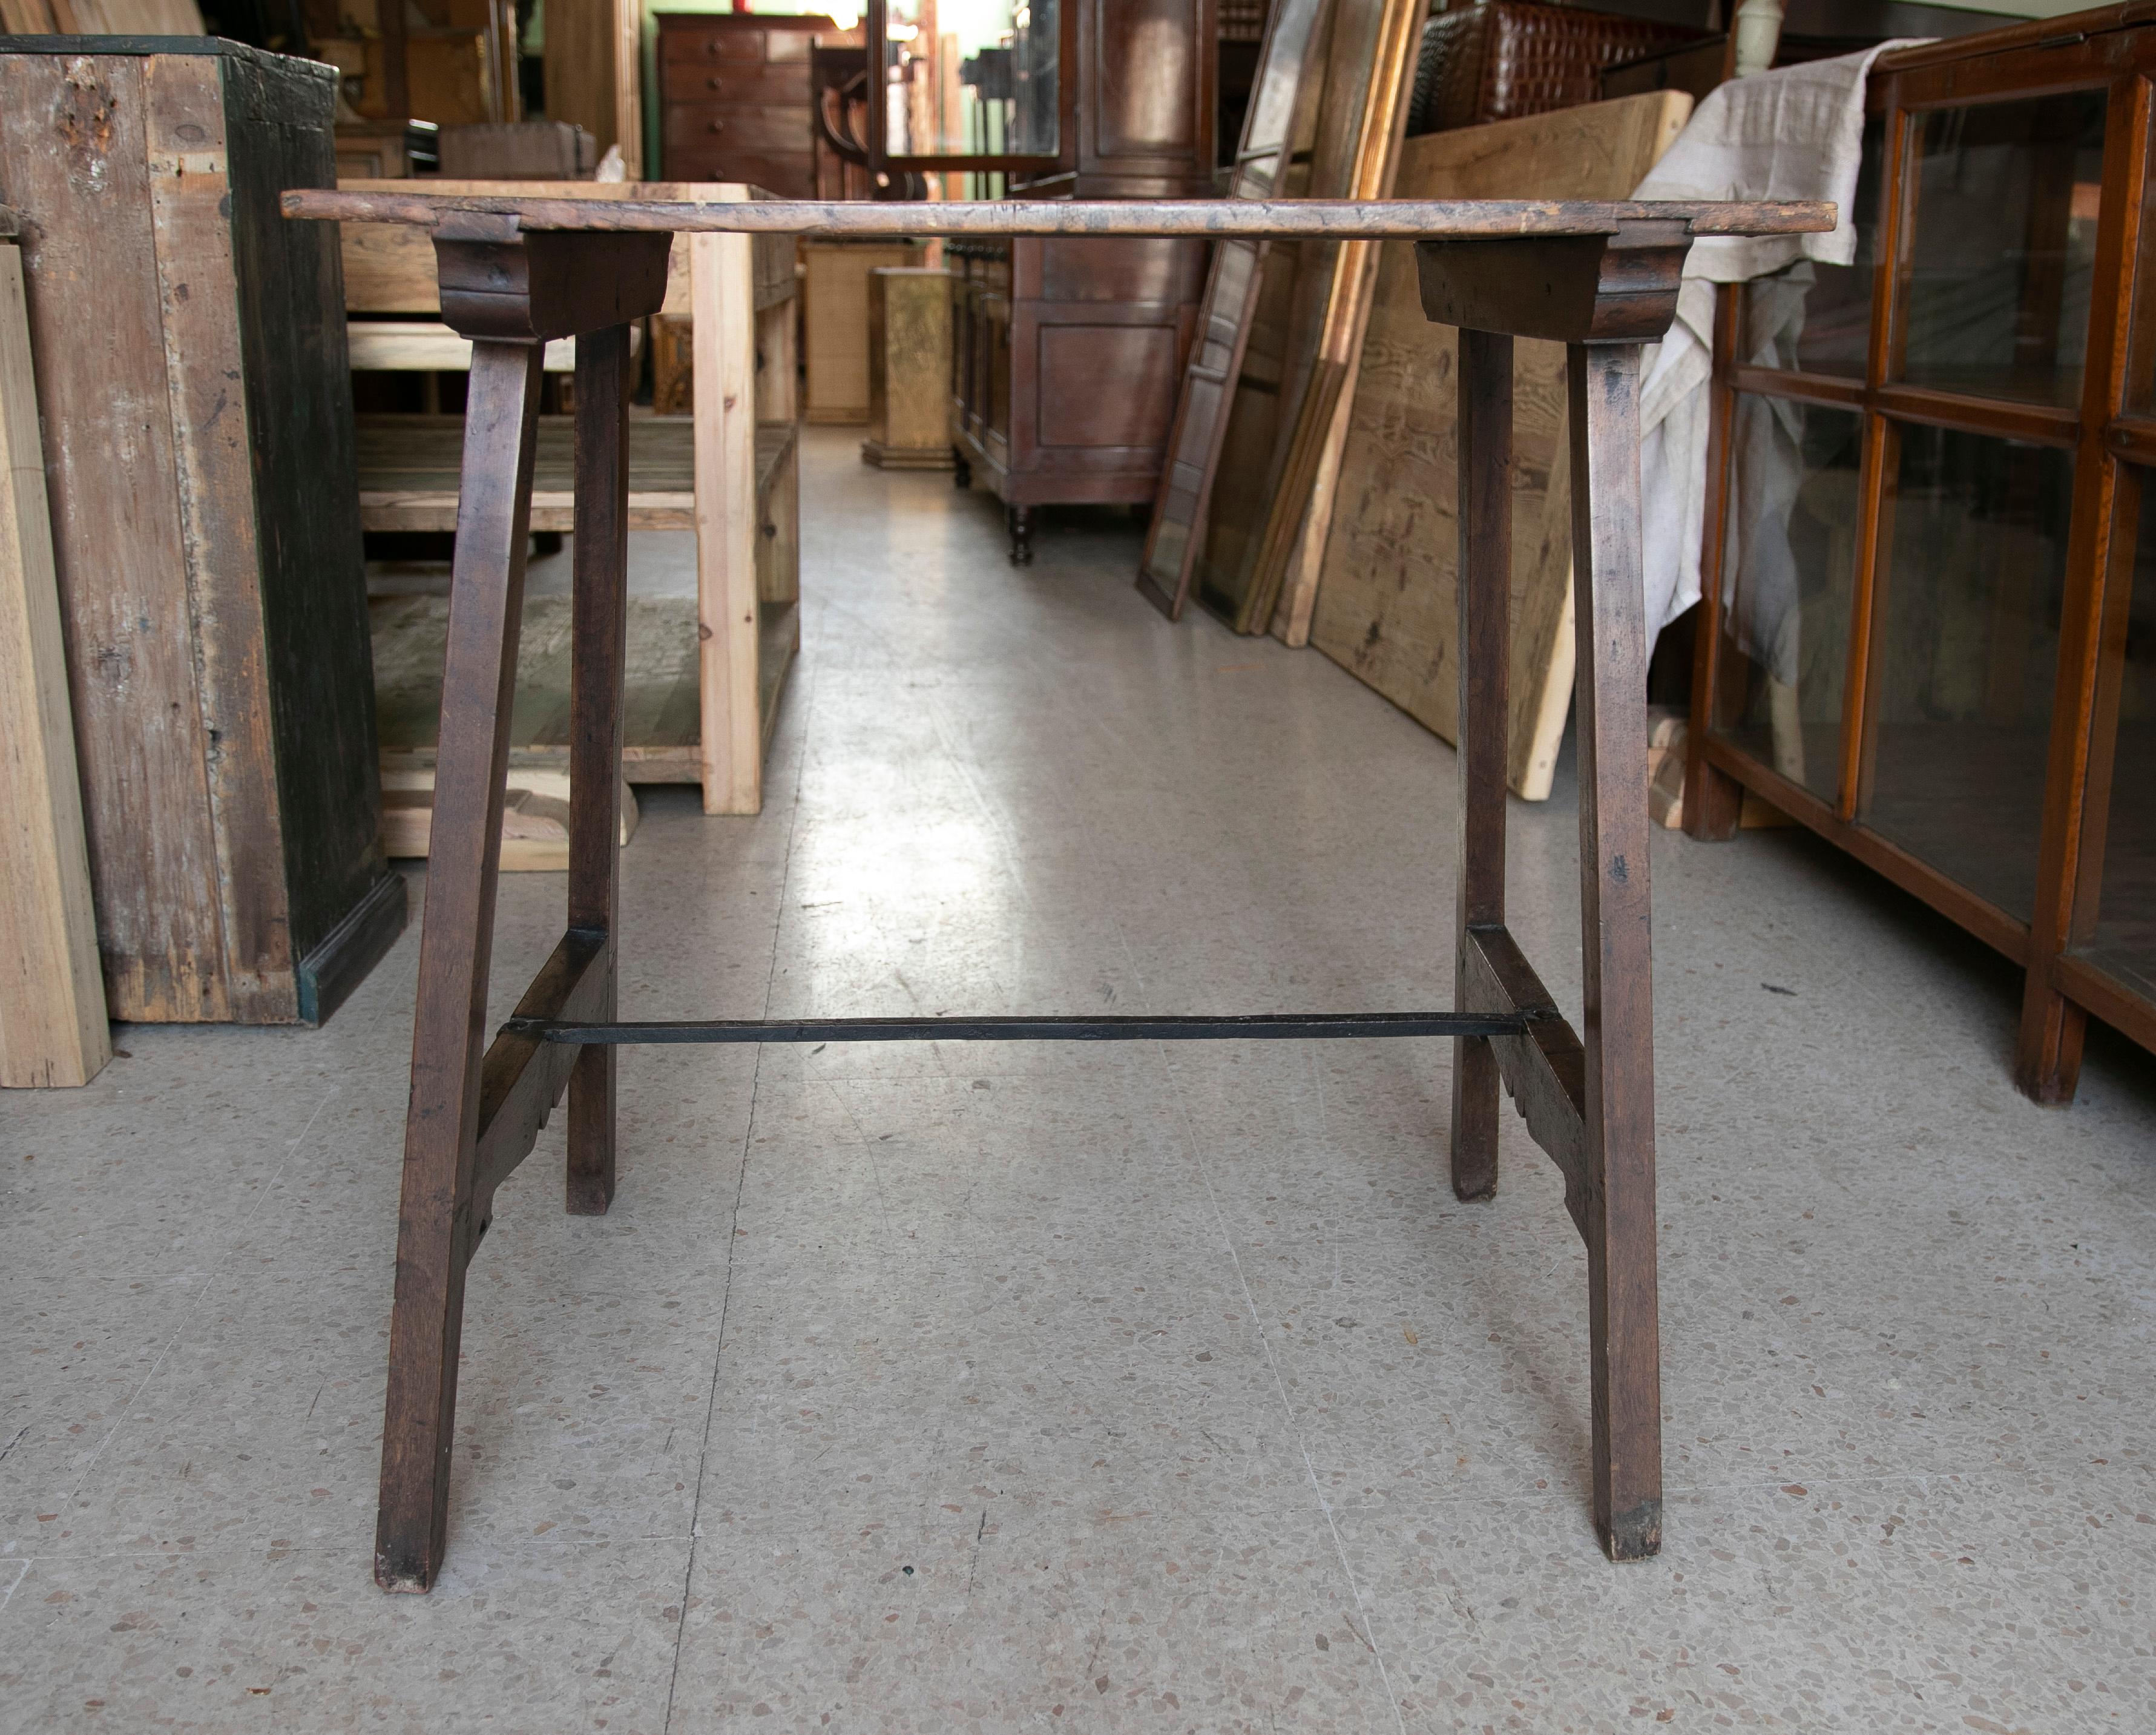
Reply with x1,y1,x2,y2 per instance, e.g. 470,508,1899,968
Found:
1628,45,1927,650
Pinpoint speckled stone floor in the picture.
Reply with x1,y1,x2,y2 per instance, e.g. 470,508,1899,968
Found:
5,429,2155,1734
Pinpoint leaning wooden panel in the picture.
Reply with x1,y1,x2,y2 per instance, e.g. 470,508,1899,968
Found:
1262,0,1429,642
1196,0,1422,632
1192,0,1373,627
1240,0,1424,637
543,0,643,175
2,42,403,1024
1307,93,1691,800
0,228,109,1088
1135,0,1330,617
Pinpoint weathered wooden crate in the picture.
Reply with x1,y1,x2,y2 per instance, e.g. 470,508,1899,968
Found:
0,38,404,1024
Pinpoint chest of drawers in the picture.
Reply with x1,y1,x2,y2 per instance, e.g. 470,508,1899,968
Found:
656,13,834,195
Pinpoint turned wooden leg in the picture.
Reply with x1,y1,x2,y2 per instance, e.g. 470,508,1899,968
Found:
567,324,631,1214
1008,503,1034,565
1566,341,1663,1561
1451,329,1511,1203
375,340,546,1593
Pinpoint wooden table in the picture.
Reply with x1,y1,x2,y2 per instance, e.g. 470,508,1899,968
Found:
283,191,1833,1593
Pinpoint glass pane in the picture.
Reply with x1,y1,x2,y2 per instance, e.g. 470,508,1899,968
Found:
1860,426,2074,920
2075,476,2156,999
1899,90,2106,409
1710,395,1865,806
1737,115,1884,378
884,0,1058,159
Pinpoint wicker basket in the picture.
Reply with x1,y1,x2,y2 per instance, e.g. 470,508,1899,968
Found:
1407,2,1712,135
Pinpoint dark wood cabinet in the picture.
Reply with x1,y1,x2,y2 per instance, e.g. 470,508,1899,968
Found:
947,0,1216,555
655,13,837,194
950,233,1206,548
1687,3,2156,1102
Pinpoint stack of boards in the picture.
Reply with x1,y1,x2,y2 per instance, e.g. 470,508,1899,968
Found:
1145,39,1695,803
1140,0,1424,635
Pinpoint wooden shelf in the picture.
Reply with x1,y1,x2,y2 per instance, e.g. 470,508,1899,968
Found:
758,599,799,754
373,592,704,785
341,179,802,818
358,414,798,532
359,414,694,532
371,590,801,788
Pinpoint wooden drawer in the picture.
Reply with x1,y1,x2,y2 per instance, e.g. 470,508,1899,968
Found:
659,61,809,105
659,25,766,64
662,147,817,197
664,104,811,158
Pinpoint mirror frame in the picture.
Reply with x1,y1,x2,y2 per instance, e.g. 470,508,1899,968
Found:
862,0,1079,176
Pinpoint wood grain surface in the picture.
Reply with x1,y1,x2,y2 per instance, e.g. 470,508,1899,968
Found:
4,53,230,1019
0,239,109,1087
289,188,1834,240
1136,0,1329,617
1307,93,1691,801
375,339,546,1592
1240,0,1425,637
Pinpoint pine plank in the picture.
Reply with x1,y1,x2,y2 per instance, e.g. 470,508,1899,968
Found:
1307,93,1692,800
0,239,109,1087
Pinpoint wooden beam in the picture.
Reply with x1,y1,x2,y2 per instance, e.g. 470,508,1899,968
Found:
286,190,1838,242
1459,923,1589,1240
692,222,762,815
470,924,613,1230
358,489,694,533
1450,329,1511,1203
375,338,545,1594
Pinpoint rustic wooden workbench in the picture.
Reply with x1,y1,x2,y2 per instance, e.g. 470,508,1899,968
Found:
283,190,1833,1593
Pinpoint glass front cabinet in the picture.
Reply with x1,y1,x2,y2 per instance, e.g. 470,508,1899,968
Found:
1687,4,2156,1101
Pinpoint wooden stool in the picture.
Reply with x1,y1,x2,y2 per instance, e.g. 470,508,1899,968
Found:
285,192,1831,1592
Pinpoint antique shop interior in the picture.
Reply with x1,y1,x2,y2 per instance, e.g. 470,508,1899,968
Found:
2,0,2154,1725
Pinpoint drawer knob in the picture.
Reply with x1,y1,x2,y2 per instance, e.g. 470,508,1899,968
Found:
708,119,726,133
706,75,723,90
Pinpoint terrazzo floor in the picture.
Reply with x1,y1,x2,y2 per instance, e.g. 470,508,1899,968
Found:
5,428,2154,1733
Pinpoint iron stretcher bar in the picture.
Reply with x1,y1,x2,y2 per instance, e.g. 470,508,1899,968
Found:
502,1012,1533,1045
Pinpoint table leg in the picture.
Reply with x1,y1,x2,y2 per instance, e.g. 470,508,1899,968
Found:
1451,329,1513,1203
375,340,546,1593
567,324,631,1216
1566,341,1663,1561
